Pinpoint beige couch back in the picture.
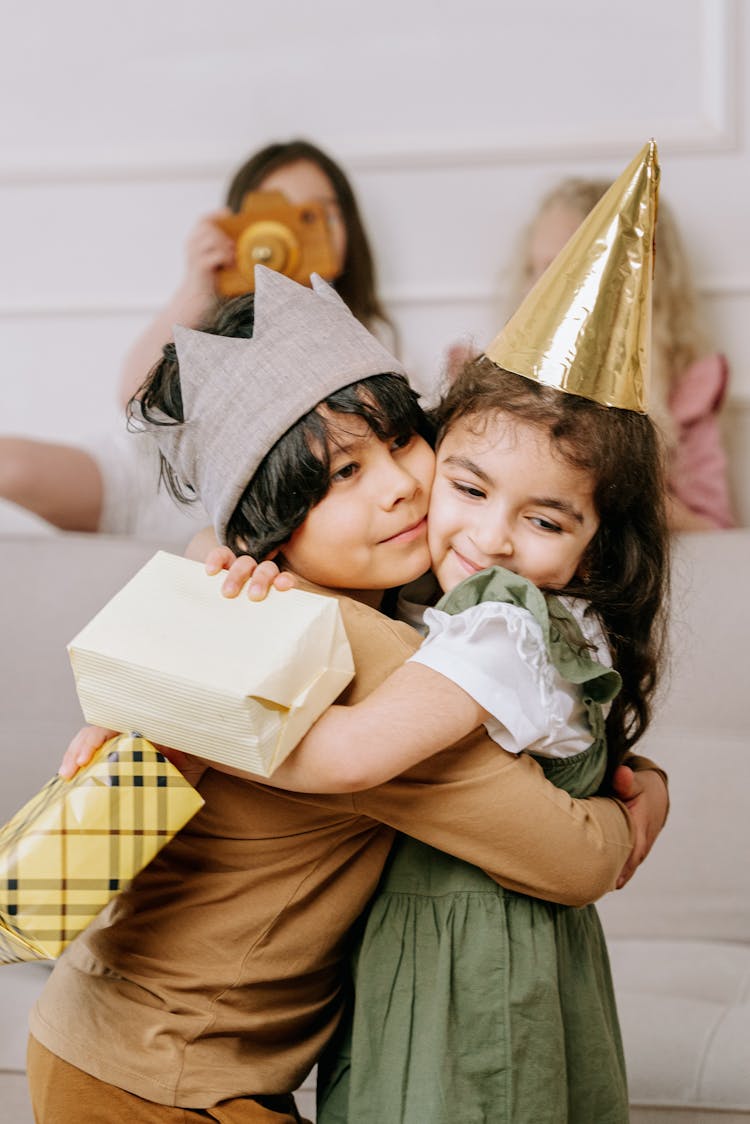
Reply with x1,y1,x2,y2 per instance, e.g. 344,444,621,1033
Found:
597,530,750,944
0,535,163,823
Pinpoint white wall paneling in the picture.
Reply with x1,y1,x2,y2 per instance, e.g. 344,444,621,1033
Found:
1,0,748,522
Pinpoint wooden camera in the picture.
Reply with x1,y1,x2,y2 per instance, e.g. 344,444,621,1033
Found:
214,190,339,297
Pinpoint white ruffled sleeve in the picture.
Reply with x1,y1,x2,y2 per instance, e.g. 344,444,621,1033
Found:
407,602,564,755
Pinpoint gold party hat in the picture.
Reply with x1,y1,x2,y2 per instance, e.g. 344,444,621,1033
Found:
485,140,660,412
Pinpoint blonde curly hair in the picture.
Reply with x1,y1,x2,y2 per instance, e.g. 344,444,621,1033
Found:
509,178,710,448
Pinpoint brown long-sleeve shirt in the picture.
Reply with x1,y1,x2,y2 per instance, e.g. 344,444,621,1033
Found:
31,587,643,1107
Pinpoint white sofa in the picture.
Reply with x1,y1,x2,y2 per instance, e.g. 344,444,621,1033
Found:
1,530,748,1122
597,530,750,1123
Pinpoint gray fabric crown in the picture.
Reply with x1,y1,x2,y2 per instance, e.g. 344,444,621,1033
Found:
138,266,408,544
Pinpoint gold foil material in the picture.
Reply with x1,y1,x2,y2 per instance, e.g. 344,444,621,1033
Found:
485,140,660,412
0,735,204,964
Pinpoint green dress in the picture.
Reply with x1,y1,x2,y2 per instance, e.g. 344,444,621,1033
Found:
317,567,629,1124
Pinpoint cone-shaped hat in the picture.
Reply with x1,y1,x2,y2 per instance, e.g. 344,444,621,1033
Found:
485,140,659,412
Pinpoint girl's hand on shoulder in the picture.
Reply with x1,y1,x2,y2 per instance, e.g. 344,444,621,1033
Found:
59,725,117,779
205,546,296,602
612,765,669,889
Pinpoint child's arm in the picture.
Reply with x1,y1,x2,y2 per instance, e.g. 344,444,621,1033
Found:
58,664,487,794
188,544,490,793
59,725,209,788
268,663,489,792
118,212,235,408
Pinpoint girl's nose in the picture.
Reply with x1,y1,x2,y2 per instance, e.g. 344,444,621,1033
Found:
473,518,514,559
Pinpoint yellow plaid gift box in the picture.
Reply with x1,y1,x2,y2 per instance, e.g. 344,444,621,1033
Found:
0,734,204,964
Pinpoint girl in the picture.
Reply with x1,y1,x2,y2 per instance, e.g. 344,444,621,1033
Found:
509,178,734,531
50,271,667,1124
206,356,669,1124
445,181,735,531
117,137,395,407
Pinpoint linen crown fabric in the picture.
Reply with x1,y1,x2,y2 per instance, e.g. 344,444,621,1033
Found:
138,265,408,543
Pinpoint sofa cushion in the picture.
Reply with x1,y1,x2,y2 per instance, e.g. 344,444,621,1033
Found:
598,731,750,945
0,963,52,1070
599,530,750,945
608,938,750,1113
0,534,172,823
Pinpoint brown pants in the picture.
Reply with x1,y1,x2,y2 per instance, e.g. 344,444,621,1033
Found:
27,1037,311,1124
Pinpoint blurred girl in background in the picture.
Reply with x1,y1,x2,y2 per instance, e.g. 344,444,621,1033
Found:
514,180,734,530
0,139,392,541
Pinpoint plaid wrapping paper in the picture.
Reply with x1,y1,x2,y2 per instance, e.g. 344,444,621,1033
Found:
0,734,204,965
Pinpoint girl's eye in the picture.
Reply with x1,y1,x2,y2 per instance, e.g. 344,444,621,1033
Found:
331,462,358,483
530,515,563,533
391,432,413,452
452,480,486,500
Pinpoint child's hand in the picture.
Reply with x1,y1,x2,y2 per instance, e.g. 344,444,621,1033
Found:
59,725,116,779
612,765,669,889
59,725,207,789
178,211,235,304
205,547,296,602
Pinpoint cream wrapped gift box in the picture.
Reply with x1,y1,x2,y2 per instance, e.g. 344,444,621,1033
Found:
68,551,355,777
0,734,204,964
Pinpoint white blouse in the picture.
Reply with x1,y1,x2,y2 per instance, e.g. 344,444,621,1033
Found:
407,597,612,759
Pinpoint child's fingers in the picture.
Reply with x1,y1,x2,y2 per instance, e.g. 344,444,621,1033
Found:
272,571,297,593
204,546,238,576
247,560,285,601
194,228,235,265
221,555,259,598
204,550,287,600
611,764,636,802
204,550,290,600
59,725,115,779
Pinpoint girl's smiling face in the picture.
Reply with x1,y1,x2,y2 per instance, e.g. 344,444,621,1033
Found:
280,413,435,605
428,412,600,594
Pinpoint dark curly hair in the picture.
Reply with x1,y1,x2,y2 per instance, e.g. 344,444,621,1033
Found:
133,293,431,560
433,357,671,767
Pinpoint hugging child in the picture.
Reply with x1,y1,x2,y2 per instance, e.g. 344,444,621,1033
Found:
40,260,666,1124
206,141,670,1123
309,351,668,1124
50,143,668,1124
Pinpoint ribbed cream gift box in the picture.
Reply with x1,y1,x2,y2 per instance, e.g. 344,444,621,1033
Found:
68,551,355,776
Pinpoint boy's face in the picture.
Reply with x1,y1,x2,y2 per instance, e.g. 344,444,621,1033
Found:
428,413,599,593
281,415,435,606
